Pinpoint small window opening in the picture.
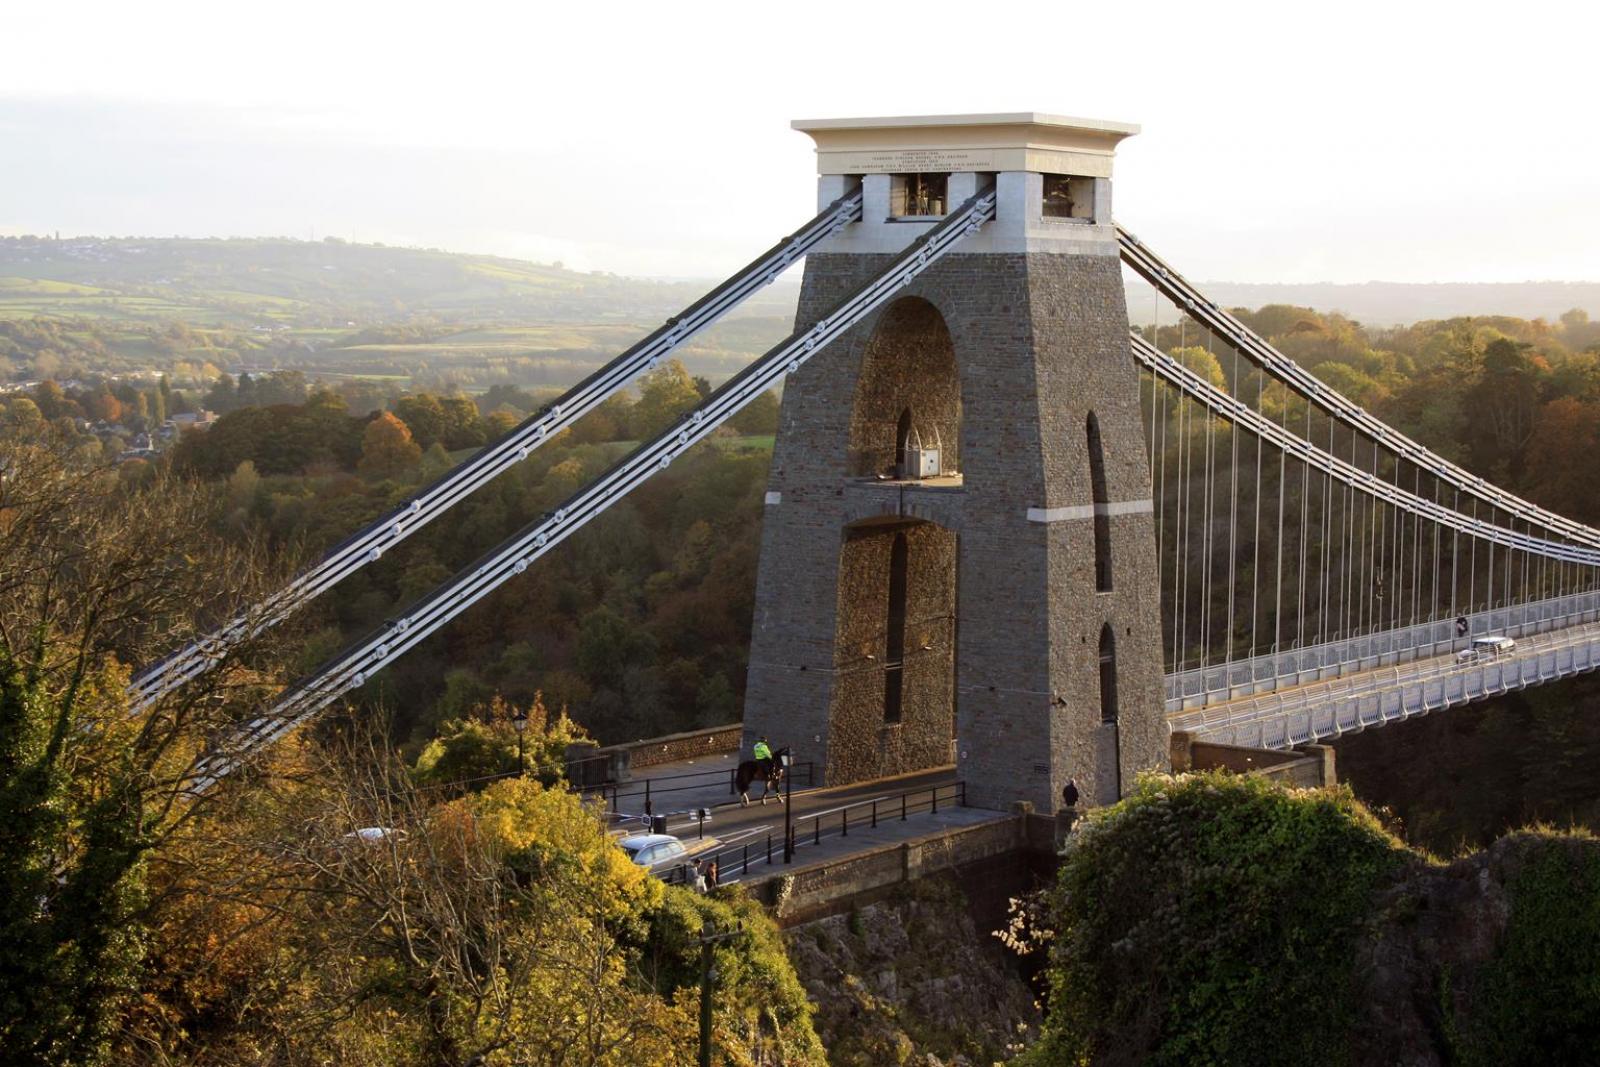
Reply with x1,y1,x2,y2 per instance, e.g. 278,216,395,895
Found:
1098,624,1118,724
1087,412,1113,591
890,173,949,218
1043,174,1096,220
884,532,909,723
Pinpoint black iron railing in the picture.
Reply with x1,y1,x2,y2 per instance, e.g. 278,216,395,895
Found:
661,780,966,886
579,761,816,814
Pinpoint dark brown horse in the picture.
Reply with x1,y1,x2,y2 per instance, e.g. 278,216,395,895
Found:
735,746,789,806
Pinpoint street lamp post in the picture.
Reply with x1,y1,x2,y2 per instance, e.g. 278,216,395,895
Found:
780,750,794,863
512,709,528,777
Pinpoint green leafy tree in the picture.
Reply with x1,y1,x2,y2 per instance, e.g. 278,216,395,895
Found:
728,389,780,435
632,360,701,439
438,393,486,449
394,393,449,449
412,694,586,788
1019,774,1400,1067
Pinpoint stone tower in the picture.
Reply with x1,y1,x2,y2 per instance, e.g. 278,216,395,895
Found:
741,114,1165,812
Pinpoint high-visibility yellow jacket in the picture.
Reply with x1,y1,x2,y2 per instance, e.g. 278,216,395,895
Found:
752,742,772,762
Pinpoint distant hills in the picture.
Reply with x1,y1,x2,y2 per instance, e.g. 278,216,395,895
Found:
4,235,1595,391
1191,280,1600,328
0,234,795,329
4,234,1593,333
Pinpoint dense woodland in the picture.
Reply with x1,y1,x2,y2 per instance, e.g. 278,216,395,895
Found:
0,434,822,1066
6,303,1600,752
6,299,1600,1064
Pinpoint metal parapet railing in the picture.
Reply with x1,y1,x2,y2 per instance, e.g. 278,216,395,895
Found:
1178,618,1600,748
661,780,967,886
579,761,818,813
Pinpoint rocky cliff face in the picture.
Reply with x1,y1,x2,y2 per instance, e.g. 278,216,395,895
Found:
1353,831,1600,1066
783,876,1038,1066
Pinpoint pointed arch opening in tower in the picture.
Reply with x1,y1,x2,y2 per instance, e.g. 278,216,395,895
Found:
1099,622,1123,801
829,517,957,783
1087,411,1113,592
848,297,961,483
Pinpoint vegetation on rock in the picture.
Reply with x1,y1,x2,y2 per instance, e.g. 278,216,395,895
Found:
1020,774,1600,1067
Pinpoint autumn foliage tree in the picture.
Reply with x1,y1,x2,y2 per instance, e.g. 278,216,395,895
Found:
0,434,297,1066
358,410,423,479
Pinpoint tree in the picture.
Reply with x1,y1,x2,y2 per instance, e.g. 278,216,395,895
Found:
728,389,780,435
570,393,636,444
208,733,701,1065
31,380,69,419
1528,397,1600,524
394,394,449,450
202,373,237,413
632,361,701,440
438,394,486,450
83,386,122,424
1463,337,1545,484
1,398,44,435
358,411,422,479
0,438,295,1066
577,608,658,690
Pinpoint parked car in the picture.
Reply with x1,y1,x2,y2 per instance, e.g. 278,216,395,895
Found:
1457,635,1516,663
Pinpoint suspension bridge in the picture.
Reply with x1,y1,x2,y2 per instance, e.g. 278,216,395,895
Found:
128,113,1599,830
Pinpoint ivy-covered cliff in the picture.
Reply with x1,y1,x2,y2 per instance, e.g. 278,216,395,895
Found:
1019,774,1600,1067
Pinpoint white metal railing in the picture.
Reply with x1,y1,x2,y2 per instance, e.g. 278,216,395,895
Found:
1164,584,1600,712
1171,615,1600,748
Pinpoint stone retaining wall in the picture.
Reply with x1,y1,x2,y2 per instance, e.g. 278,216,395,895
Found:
756,813,1058,928
1169,731,1337,788
567,723,743,785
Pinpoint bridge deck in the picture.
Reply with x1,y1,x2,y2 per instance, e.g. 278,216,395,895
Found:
1172,615,1600,749
597,608,1600,883
596,759,1010,886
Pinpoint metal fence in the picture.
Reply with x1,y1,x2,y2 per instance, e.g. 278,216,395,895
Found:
660,780,967,886
1174,618,1600,749
1165,589,1600,712
578,761,816,814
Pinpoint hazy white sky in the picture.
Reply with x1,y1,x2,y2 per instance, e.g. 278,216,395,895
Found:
3,0,1596,283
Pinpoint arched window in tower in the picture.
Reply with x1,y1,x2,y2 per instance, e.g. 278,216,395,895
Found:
1098,624,1118,725
896,408,914,478
884,532,909,723
1086,412,1113,591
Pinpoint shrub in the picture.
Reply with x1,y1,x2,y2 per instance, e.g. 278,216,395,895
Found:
1021,773,1402,1067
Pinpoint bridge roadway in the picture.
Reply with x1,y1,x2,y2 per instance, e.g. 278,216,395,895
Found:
596,606,1600,881
1173,612,1600,749
602,760,1002,886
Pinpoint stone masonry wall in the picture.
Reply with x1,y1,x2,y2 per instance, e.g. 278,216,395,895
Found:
829,522,957,782
743,245,1165,813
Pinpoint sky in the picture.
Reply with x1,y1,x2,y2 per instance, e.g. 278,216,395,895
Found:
2,0,1596,284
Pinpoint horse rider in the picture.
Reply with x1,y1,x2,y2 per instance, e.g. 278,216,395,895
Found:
752,736,772,768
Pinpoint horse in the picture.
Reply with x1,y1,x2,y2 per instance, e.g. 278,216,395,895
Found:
734,746,789,806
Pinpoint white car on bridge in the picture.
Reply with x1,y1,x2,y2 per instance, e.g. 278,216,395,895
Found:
1457,635,1516,663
